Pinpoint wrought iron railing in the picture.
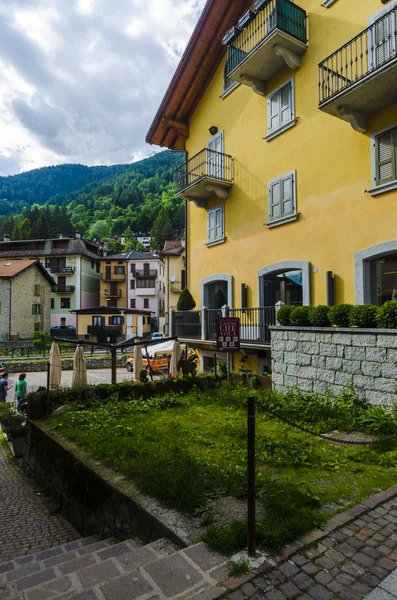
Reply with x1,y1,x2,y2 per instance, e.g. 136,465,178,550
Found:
134,269,158,278
101,273,126,281
319,5,397,104
87,325,123,335
104,289,122,298
173,310,201,339
174,149,233,195
229,307,276,343
224,0,307,76
51,285,75,293
49,266,75,274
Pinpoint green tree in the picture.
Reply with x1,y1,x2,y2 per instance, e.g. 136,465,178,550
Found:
177,288,196,311
150,206,174,251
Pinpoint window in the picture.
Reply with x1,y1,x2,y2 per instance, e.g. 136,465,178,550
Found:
130,279,135,289
266,79,295,141
207,205,225,246
45,258,51,268
32,304,41,315
107,299,118,307
267,170,297,228
51,298,54,310
130,263,136,273
142,317,146,325
34,284,41,296
143,298,149,309
130,298,136,309
118,260,123,265
181,270,186,289
221,61,239,97
369,2,397,69
372,126,397,192
114,266,125,274
136,279,155,288
60,298,70,309
96,263,100,273
91,261,94,269
34,323,40,331
61,318,66,326
109,316,123,325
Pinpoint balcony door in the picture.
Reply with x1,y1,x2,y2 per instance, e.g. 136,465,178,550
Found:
369,2,397,70
207,131,224,180
57,276,66,291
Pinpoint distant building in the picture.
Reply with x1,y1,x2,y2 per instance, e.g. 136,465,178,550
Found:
134,234,151,249
72,307,152,343
0,232,101,329
159,240,186,334
0,260,54,341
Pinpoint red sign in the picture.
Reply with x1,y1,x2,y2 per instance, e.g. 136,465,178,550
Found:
216,317,240,352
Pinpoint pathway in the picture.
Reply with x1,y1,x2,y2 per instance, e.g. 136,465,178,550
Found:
0,435,79,563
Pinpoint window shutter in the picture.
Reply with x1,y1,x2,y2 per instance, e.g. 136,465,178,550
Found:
269,94,280,131
376,129,396,185
269,181,282,220
280,83,292,125
208,210,215,240
374,12,392,66
215,207,223,239
281,173,294,217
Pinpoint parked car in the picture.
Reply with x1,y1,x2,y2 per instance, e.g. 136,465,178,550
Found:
126,356,169,375
50,326,76,338
0,363,5,375
151,332,164,341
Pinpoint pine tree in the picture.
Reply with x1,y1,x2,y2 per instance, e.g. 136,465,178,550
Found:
150,207,174,251
177,288,196,311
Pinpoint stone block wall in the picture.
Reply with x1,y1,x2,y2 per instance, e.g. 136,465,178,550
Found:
270,327,397,405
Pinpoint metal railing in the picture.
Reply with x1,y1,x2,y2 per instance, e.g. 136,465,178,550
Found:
134,269,158,278
319,5,397,104
174,149,233,195
104,289,122,298
101,273,126,281
49,266,75,274
51,285,75,293
173,311,201,339
225,0,307,76
87,325,123,335
229,307,276,343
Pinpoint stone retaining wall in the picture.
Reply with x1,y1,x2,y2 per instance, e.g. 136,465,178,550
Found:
4,357,126,373
270,326,397,405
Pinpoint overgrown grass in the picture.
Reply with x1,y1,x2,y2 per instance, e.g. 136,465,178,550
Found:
48,384,397,553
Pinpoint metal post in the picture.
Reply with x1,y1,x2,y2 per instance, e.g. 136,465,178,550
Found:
247,394,256,557
144,344,154,381
227,352,231,382
46,361,51,392
214,353,217,381
111,347,117,384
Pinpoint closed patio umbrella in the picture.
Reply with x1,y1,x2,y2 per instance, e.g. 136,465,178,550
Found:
49,341,62,390
169,340,182,377
72,345,87,387
134,344,143,381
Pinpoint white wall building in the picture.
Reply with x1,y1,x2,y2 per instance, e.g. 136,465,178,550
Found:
126,251,165,331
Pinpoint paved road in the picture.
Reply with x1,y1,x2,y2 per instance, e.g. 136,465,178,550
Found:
5,368,137,395
0,436,79,563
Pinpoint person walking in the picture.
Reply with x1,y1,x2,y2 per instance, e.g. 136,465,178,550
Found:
15,373,27,411
0,373,13,403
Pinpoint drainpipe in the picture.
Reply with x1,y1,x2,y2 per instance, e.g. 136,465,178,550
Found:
8,280,11,340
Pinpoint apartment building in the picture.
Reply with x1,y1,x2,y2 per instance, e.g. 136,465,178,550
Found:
147,0,397,372
159,240,186,334
0,233,100,330
72,307,152,343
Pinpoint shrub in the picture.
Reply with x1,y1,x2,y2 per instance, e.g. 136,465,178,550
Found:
377,300,397,329
276,305,295,326
308,305,330,327
32,330,49,348
290,306,310,326
349,304,378,328
177,288,196,311
328,304,352,328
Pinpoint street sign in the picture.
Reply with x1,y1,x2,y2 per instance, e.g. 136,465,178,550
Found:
216,317,240,352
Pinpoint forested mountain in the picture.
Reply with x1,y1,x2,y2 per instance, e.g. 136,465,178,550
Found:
0,151,185,250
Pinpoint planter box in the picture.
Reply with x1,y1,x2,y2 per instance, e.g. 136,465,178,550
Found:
253,0,271,12
238,10,256,29
222,26,241,46
27,399,47,420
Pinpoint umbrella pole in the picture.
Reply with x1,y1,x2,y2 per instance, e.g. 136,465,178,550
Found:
144,344,154,381
111,347,117,385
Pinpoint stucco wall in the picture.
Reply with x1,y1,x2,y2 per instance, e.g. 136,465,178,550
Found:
11,267,51,338
271,326,397,406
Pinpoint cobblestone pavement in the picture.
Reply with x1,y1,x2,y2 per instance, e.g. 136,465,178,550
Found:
227,489,397,600
0,435,79,563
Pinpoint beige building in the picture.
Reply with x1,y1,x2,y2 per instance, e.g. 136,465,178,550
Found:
0,260,54,341
72,307,152,344
159,241,186,334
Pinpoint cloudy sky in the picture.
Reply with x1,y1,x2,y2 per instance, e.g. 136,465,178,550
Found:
0,0,205,176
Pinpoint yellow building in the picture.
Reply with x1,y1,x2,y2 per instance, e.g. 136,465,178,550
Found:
147,0,397,373
72,307,152,343
159,240,186,334
100,255,128,309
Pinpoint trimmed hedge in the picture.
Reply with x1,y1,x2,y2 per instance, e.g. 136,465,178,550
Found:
275,300,397,329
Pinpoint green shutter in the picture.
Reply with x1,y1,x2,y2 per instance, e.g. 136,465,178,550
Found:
376,129,396,185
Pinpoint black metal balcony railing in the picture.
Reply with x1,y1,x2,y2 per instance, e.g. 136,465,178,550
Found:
49,266,75,274
224,0,307,77
174,311,202,339
51,285,75,293
101,273,125,282
174,149,233,195
134,269,158,278
229,307,276,343
87,325,123,336
319,6,397,105
104,289,122,298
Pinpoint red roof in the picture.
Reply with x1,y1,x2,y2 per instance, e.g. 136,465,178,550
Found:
0,259,54,284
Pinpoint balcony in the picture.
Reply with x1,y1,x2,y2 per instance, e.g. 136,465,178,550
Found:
223,0,307,96
49,266,75,274
135,287,156,296
319,5,397,133
174,149,233,209
87,325,123,336
134,269,158,278
172,306,276,345
104,289,122,298
101,272,126,282
51,285,75,293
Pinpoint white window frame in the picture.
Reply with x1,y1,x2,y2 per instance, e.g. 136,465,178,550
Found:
265,78,296,142
221,61,240,99
367,121,397,196
266,170,298,228
206,204,225,247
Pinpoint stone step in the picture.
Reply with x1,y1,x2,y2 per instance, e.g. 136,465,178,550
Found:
2,541,227,600
0,537,98,577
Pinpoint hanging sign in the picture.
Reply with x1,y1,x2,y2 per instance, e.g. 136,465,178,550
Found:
216,317,240,352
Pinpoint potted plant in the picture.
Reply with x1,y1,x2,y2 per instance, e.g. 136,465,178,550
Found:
222,26,241,46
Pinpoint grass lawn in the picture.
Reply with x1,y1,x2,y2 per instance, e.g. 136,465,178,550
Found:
48,383,397,553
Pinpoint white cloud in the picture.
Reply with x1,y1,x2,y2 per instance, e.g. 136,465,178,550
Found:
0,0,205,175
